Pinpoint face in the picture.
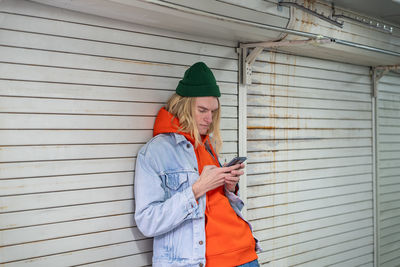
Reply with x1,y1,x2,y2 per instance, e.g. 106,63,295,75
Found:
194,96,219,135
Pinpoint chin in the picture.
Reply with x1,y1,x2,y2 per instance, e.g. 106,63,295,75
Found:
200,130,208,135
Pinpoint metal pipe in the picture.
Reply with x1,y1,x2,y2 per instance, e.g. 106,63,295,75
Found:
240,38,332,48
372,94,379,267
237,48,248,218
333,39,400,57
145,0,400,58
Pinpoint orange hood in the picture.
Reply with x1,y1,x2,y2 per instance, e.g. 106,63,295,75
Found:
153,107,206,147
153,107,218,173
153,107,180,137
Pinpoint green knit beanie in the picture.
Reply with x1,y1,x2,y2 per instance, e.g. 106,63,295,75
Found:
176,62,221,97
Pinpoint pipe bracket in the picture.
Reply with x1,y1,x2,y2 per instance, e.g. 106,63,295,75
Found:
238,38,332,85
371,65,400,97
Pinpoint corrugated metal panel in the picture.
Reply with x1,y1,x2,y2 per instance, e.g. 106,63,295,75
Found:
246,51,374,266
377,73,400,267
0,0,238,265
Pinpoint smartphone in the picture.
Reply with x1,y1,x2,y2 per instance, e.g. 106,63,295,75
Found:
226,156,247,167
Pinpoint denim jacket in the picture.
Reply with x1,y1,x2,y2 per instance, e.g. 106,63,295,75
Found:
134,133,259,267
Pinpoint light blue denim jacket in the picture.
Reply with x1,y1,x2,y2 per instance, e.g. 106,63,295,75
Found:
134,133,260,267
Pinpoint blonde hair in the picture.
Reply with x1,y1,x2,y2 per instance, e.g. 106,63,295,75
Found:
165,93,222,155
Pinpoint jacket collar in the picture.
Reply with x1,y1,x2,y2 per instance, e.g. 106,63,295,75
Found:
173,133,190,145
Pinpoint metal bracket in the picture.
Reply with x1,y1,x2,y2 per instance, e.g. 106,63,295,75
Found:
238,38,332,85
371,68,387,98
238,47,264,85
279,1,343,28
371,65,400,97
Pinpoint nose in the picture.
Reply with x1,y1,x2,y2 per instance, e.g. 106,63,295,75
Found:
204,112,212,124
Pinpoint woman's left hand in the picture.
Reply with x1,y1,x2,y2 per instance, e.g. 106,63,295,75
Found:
224,163,245,192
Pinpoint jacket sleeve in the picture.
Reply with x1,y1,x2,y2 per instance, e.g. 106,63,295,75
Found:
134,147,204,237
224,186,244,214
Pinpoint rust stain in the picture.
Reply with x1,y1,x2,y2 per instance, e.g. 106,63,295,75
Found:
268,114,310,119
104,58,166,66
303,0,317,8
295,18,318,27
298,0,317,33
262,203,288,209
268,51,277,222
248,126,340,131
376,64,400,71
0,224,18,232
247,126,277,130
297,114,301,130
268,114,280,118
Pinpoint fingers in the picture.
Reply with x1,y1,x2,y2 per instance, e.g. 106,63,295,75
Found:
224,174,239,193
205,162,244,174
230,169,244,176
224,174,239,182
221,164,241,173
220,164,245,179
224,169,240,181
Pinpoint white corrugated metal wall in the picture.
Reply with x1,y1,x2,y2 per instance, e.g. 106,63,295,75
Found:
0,0,238,265
377,73,400,267
246,51,374,266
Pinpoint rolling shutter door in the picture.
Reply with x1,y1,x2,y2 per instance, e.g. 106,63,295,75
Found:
0,0,238,265
377,73,400,267
246,51,374,266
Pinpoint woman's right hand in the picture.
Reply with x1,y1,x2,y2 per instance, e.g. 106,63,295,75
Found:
192,165,240,200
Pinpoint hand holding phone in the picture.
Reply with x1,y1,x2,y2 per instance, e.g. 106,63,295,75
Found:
225,156,247,167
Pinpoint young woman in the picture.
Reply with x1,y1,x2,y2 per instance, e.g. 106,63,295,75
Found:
134,62,261,267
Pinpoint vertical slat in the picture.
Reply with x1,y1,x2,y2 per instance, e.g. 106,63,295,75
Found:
377,73,400,267
372,87,379,267
238,49,248,218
